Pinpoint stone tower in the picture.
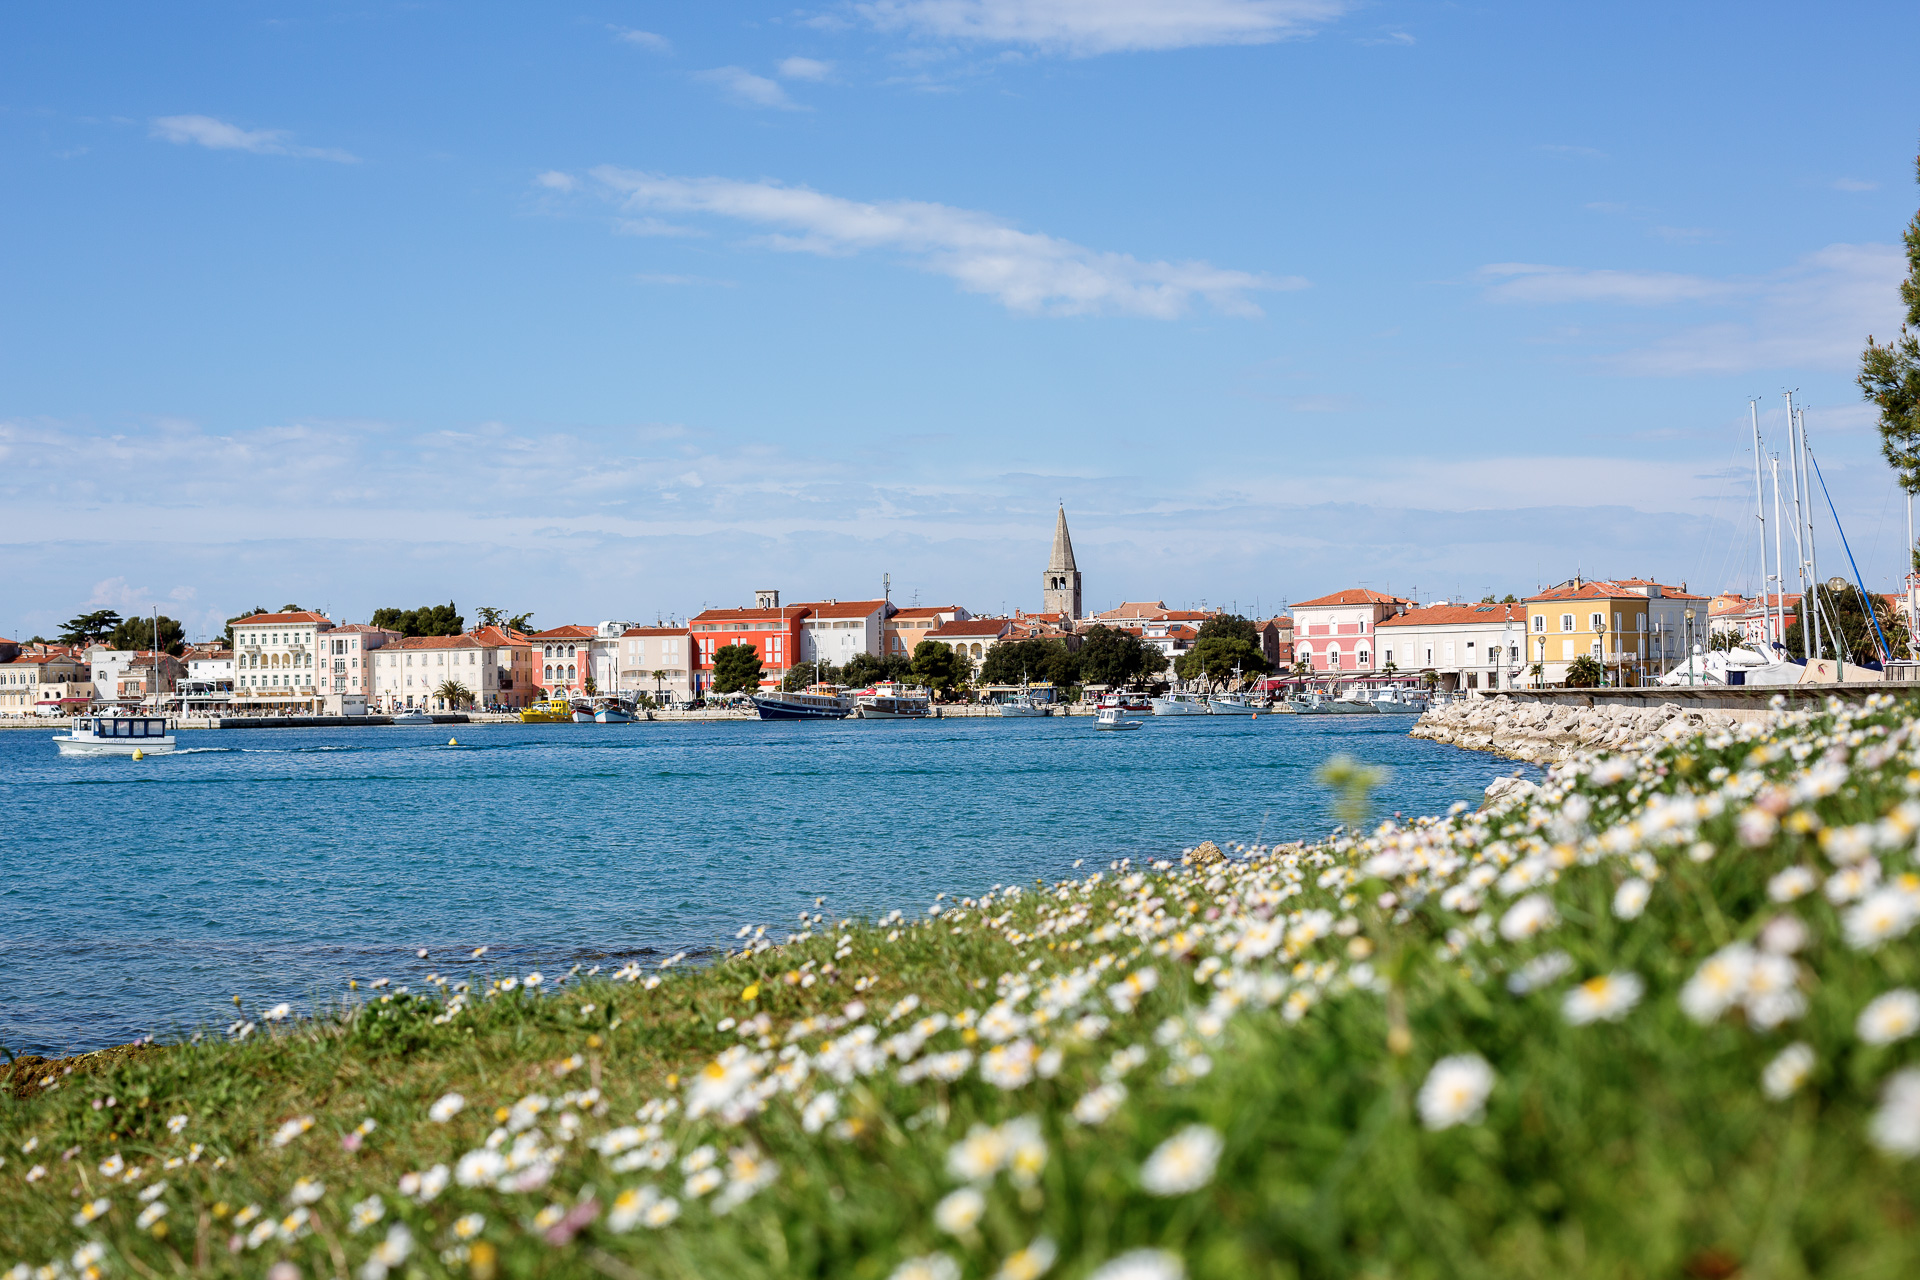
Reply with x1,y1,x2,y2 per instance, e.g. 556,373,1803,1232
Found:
1042,505,1083,620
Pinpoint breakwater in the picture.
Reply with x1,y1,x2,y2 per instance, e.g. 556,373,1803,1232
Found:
1411,695,1746,763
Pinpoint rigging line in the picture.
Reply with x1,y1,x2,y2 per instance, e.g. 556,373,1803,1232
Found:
1694,440,1753,595
1809,447,1894,664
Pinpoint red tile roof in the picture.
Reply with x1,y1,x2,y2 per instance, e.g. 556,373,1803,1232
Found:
1526,579,1707,603
929,619,1014,638
1293,589,1413,609
391,635,485,651
467,625,532,646
528,625,598,639
619,626,689,638
1378,603,1526,628
231,611,331,625
1095,601,1170,620
794,599,891,620
689,608,809,624
889,606,960,620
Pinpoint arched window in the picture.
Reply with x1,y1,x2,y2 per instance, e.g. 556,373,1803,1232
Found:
567,664,576,679
1327,646,1342,670
544,665,553,680
1358,650,1370,668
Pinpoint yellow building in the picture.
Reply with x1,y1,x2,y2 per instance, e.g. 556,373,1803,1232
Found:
1524,577,1708,686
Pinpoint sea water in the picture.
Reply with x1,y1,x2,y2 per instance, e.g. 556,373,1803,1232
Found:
0,714,1523,1055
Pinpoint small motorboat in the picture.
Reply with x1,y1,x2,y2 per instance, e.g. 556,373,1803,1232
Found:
1095,706,1143,731
391,710,434,726
56,713,176,756
594,704,634,724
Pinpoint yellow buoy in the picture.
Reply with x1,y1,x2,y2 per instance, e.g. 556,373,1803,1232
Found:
131,748,144,760
448,738,458,746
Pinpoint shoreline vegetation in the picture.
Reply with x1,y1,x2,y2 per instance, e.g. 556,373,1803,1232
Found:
7,696,1920,1277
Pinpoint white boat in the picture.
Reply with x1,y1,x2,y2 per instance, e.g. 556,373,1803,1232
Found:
1286,692,1373,715
998,689,1052,717
853,681,932,719
56,713,176,756
1205,693,1259,715
594,705,634,724
1367,690,1427,714
750,686,853,720
1149,691,1209,716
391,710,434,725
1094,706,1143,731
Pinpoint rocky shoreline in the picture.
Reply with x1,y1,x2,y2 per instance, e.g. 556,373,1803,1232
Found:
1411,695,1748,764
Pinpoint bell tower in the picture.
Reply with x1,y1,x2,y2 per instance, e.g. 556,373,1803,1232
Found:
1041,505,1082,620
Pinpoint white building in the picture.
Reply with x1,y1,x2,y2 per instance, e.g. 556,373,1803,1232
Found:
369,635,518,711
1376,602,1527,692
796,599,892,665
229,610,335,711
321,624,399,714
618,626,693,703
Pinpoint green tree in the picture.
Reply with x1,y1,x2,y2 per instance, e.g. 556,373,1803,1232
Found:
1864,147,1920,494
224,606,270,647
651,670,669,703
1565,654,1605,687
475,607,506,628
433,680,473,709
1141,648,1168,679
59,610,122,645
841,652,911,688
371,602,465,637
583,675,598,697
710,643,765,694
980,637,1076,688
109,615,185,656
908,640,968,695
507,613,535,633
1075,625,1153,688
1176,614,1271,690
1784,584,1903,666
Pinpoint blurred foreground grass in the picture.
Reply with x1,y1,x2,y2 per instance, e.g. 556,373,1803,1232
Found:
5,695,1920,1279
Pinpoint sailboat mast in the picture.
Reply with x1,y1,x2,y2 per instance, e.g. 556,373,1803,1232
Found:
1770,456,1787,655
1797,402,1825,663
1783,391,1813,660
1749,399,1773,651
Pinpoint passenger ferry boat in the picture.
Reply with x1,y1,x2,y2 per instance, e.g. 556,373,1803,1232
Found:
519,699,574,724
750,685,853,720
57,713,176,756
853,681,931,719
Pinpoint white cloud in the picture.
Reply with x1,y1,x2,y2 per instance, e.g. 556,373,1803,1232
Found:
1478,263,1731,306
1478,244,1907,375
850,0,1349,53
612,26,672,53
150,115,358,163
695,66,799,109
616,216,705,238
779,56,835,80
587,168,1298,318
535,170,578,192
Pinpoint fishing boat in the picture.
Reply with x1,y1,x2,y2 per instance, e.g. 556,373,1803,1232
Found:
1286,692,1373,715
519,699,573,724
853,681,931,719
1204,692,1259,715
997,688,1052,717
55,713,176,756
1096,691,1153,713
1148,691,1208,715
593,702,634,724
1368,690,1427,714
1094,706,1143,731
750,685,853,721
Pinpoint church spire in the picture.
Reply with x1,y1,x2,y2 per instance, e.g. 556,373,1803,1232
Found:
1049,504,1077,572
1042,505,1083,620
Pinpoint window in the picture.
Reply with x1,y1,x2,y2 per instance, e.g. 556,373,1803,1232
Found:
1592,641,1603,657
1591,613,1605,631
1561,615,1575,632
1532,615,1544,633
1358,650,1370,667
1383,648,1393,665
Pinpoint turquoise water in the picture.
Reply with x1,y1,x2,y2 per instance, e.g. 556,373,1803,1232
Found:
0,715,1522,1056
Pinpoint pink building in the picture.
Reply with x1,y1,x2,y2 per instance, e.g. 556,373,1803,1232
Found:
1290,589,1413,675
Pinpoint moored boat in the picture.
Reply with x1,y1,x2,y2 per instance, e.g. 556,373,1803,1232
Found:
55,713,176,756
750,686,853,720
519,699,573,724
594,703,634,724
853,681,931,719
391,710,434,725
997,688,1052,717
1205,693,1259,715
1149,691,1209,716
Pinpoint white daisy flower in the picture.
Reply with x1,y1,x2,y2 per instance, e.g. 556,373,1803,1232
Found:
1761,1043,1815,1100
1843,888,1919,951
1767,866,1818,903
1498,894,1558,942
1868,1068,1920,1157
1612,878,1652,920
1680,944,1754,1024
1857,989,1920,1046
1087,1250,1186,1280
1140,1124,1222,1196
993,1237,1059,1280
1073,1082,1128,1126
933,1187,985,1236
1561,972,1644,1025
1416,1054,1496,1130
889,1255,961,1280
428,1093,465,1123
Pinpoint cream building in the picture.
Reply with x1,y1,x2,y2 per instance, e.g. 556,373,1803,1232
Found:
618,626,694,704
1376,602,1527,692
229,611,335,711
370,634,520,711
0,652,94,716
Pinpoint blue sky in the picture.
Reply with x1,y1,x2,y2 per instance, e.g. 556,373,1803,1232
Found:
4,1,1918,641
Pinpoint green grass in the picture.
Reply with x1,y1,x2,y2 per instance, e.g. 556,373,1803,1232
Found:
5,694,1920,1279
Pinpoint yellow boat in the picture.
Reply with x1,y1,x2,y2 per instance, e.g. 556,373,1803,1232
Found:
519,698,574,724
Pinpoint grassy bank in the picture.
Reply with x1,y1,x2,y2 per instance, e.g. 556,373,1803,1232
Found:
5,694,1920,1278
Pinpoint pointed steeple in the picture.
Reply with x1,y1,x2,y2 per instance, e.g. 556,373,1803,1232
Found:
1048,505,1077,572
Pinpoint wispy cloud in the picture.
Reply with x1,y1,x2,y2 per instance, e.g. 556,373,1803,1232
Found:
149,115,358,163
695,66,800,109
612,26,672,53
1832,177,1878,193
583,168,1301,318
847,0,1350,55
779,56,835,80
1478,263,1731,306
536,170,578,192
1477,243,1906,374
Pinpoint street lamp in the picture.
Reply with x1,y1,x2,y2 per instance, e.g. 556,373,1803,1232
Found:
1684,609,1696,686
1594,617,1608,687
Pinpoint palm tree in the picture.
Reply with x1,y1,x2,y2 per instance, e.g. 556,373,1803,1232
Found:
651,670,667,704
434,680,473,710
